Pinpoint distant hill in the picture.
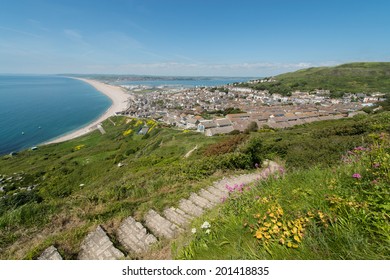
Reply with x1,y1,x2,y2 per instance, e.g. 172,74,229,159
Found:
244,62,390,95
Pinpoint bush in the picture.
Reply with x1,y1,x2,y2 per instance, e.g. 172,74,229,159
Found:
244,121,259,134
240,136,264,166
204,135,248,156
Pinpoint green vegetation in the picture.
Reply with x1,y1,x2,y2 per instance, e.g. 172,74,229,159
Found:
241,62,390,95
1,111,389,260
0,116,265,259
174,125,390,260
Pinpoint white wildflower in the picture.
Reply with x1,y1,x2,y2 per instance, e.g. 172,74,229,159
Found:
201,221,211,229
205,229,211,234
191,228,197,234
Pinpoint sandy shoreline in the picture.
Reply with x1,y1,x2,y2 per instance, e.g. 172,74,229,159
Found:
45,78,130,144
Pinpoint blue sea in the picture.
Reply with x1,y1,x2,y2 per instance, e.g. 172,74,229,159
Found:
0,75,111,155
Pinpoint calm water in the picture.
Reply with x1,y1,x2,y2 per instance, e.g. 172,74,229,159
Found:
0,75,111,155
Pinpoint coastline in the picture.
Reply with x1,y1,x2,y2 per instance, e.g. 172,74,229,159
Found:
44,78,130,144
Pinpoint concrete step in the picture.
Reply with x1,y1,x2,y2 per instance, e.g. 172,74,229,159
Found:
206,186,226,198
38,245,62,260
117,217,157,254
144,209,181,239
188,193,215,209
163,207,192,227
178,199,204,217
78,225,124,260
198,189,222,204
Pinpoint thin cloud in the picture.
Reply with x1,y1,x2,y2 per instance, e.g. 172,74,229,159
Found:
0,26,42,39
64,29,83,41
28,19,50,32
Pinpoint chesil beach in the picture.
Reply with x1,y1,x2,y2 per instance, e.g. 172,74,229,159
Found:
45,78,130,144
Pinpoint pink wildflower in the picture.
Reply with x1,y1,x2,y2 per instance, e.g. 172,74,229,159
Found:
352,173,362,179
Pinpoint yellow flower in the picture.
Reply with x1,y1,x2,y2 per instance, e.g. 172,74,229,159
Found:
293,235,301,243
255,230,263,239
74,144,85,151
123,129,133,136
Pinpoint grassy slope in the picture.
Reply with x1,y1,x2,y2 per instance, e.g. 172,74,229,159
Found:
0,117,231,259
1,113,389,259
246,62,390,94
173,113,390,260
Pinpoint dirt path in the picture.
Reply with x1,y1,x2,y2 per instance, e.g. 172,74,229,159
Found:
184,145,198,158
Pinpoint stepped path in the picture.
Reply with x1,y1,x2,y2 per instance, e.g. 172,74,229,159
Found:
38,160,281,260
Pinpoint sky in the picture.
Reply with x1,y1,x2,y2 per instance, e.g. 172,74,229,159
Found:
0,0,390,77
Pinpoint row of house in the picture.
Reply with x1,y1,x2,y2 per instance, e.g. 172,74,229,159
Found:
161,105,350,136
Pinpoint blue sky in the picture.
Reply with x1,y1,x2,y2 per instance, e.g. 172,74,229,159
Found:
1,0,389,76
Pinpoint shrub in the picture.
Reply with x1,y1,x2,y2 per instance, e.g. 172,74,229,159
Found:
240,136,264,166
244,121,259,134
204,135,248,156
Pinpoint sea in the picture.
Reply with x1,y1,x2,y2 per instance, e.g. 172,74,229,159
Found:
0,75,111,155
0,75,252,155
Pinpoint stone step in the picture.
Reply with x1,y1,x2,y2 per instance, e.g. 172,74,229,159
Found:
163,207,192,227
117,217,157,254
213,182,230,195
188,193,214,209
198,189,222,204
78,225,124,260
206,186,226,198
144,209,181,239
178,199,204,217
38,245,63,260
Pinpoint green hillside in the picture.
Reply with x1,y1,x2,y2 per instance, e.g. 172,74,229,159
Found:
173,115,390,261
1,112,389,259
244,62,390,95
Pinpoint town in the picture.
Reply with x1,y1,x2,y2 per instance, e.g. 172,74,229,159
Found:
118,81,385,136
